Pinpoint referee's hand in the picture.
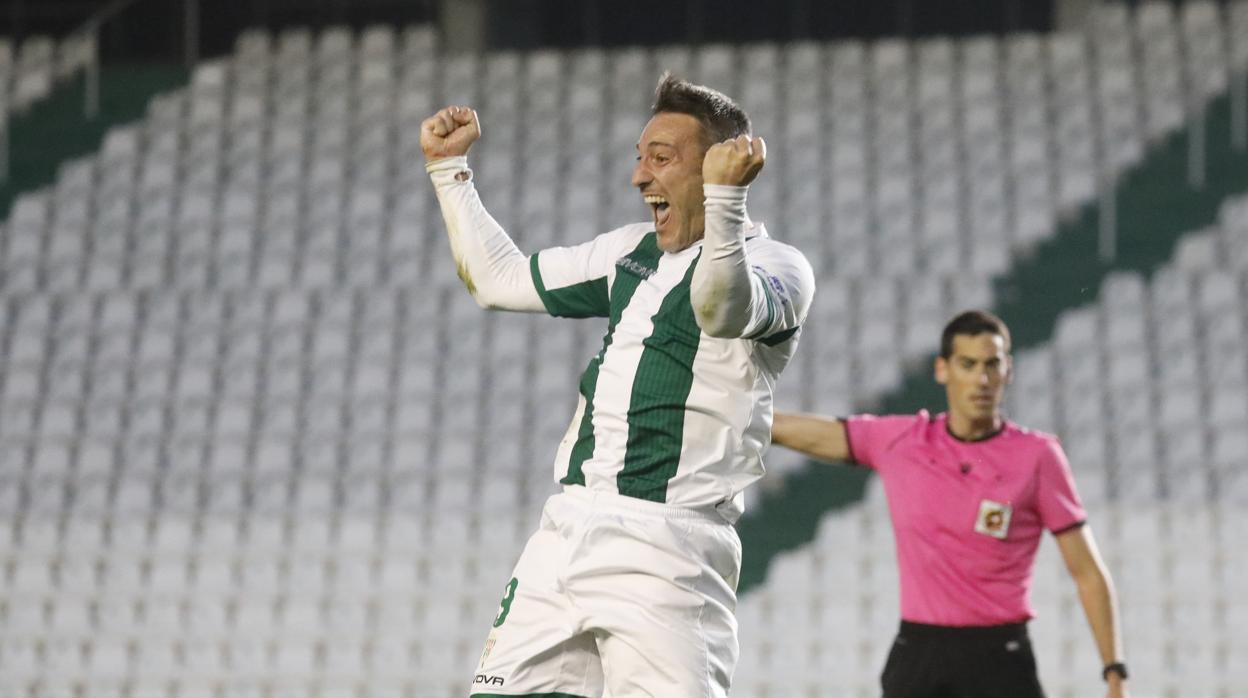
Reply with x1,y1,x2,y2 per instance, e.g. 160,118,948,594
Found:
702,134,766,186
421,106,481,162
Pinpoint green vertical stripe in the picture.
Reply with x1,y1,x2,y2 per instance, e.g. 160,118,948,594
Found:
530,254,611,318
561,233,662,486
617,251,703,502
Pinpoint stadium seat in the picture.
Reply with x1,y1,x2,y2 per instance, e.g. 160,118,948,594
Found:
0,640,41,688
3,8,1248,693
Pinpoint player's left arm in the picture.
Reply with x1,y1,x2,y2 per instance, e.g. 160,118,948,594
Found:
1055,525,1129,698
691,135,815,339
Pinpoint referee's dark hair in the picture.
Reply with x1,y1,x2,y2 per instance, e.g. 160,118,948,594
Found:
651,72,751,147
940,310,1012,359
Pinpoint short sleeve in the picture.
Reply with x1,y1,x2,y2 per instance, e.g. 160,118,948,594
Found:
843,414,917,471
530,227,646,318
1035,438,1087,534
741,242,815,345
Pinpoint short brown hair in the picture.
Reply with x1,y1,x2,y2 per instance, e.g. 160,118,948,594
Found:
940,310,1012,359
651,72,751,146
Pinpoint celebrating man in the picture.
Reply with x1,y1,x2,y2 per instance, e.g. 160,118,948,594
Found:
422,74,814,696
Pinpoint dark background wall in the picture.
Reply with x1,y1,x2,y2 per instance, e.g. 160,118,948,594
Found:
4,0,1227,64
486,0,1053,49
3,0,1056,64
0,0,437,62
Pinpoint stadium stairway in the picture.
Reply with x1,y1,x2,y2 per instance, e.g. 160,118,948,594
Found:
0,64,188,221
736,82,1248,594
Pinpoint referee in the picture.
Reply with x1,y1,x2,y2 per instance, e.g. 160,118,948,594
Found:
772,310,1128,698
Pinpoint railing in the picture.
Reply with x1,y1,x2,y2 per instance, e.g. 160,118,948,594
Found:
1097,67,1247,263
1234,67,1248,152
0,105,8,184
72,0,200,118
0,0,199,183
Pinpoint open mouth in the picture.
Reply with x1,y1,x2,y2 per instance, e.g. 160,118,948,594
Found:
644,194,670,228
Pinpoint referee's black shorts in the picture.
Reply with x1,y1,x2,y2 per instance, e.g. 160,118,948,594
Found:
880,620,1046,698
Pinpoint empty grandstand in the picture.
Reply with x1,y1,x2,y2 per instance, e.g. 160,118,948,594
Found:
1,1,1246,696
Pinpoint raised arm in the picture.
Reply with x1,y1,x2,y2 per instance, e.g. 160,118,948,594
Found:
771,412,852,464
1055,525,1129,698
691,135,812,340
421,106,544,312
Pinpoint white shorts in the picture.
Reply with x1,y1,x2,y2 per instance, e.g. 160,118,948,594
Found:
468,486,742,697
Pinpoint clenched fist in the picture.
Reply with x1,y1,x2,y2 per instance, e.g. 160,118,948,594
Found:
421,106,482,162
702,134,766,187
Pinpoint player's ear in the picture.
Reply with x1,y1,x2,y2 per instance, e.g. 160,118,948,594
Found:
934,355,949,385
1004,354,1014,384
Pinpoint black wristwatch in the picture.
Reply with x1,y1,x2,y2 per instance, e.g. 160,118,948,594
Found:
1102,662,1128,681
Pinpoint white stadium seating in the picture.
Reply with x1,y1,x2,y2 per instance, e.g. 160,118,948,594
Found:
0,33,96,117
1,2,1247,695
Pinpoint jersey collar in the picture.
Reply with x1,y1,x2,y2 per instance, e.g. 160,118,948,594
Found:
939,412,1007,443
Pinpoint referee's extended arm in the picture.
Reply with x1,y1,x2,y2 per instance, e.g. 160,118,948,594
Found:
1055,525,1130,698
771,412,852,464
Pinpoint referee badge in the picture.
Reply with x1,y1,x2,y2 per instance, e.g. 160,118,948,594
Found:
975,499,1013,539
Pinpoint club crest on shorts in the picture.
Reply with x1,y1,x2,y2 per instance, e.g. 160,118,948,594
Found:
975,499,1012,539
478,629,499,669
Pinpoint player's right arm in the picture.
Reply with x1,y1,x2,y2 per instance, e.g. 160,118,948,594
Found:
771,412,851,463
421,105,544,312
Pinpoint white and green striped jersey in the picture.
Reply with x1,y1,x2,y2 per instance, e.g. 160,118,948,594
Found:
532,222,811,523
427,156,813,523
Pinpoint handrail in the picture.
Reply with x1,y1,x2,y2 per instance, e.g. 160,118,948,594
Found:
69,0,147,119
0,108,8,184
69,0,147,38
1234,68,1247,152
65,0,199,119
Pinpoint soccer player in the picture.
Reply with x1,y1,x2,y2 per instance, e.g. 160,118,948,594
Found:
421,75,814,696
772,310,1128,698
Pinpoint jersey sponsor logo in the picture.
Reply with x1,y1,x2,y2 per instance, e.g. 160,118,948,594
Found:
616,254,657,279
975,499,1013,539
473,674,505,687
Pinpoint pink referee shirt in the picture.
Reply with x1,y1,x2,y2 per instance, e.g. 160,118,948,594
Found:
845,410,1086,627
